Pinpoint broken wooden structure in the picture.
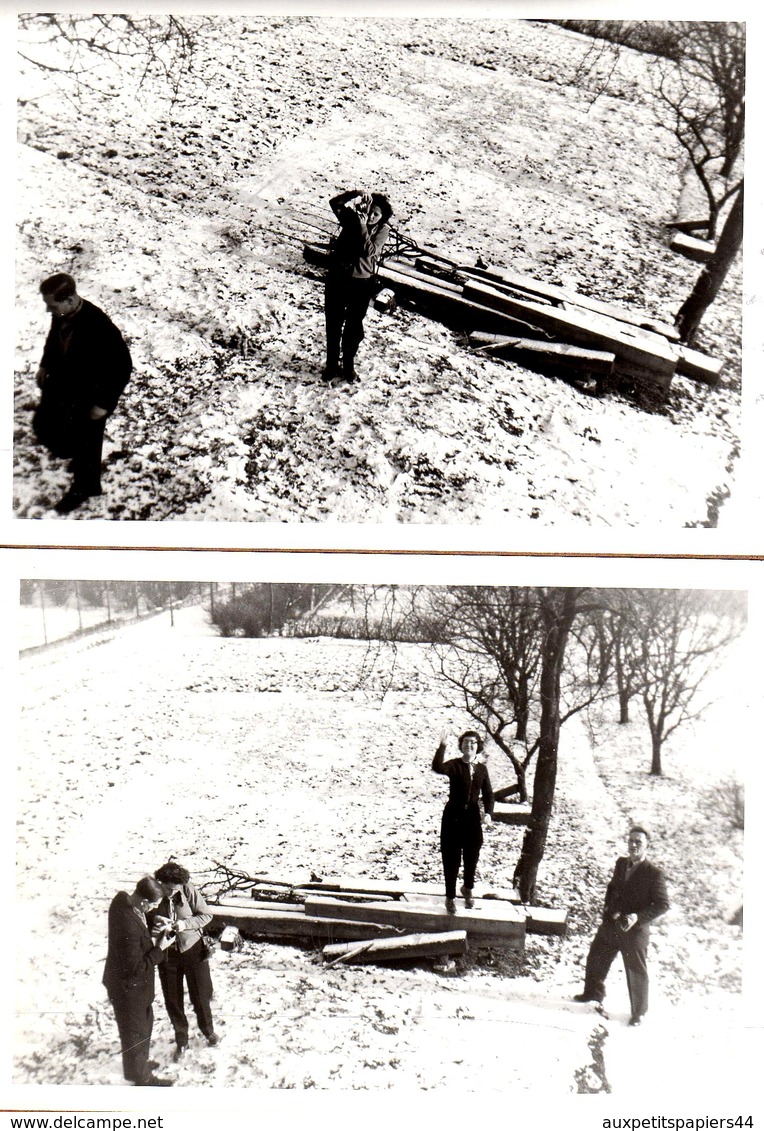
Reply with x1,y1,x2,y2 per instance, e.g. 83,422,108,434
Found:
303,236,724,397
204,867,568,965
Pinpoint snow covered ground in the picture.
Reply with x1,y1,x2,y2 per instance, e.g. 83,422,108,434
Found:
14,605,747,1098
14,18,742,526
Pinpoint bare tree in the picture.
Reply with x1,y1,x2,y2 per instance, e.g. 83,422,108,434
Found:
560,21,744,339
421,586,544,802
17,14,200,101
674,181,744,342
621,589,744,776
651,22,744,240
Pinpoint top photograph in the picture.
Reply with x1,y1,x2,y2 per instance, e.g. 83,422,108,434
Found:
12,16,750,533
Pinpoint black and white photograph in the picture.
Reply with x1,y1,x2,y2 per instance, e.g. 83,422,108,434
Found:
9,558,758,1107
3,2,763,1127
10,13,754,532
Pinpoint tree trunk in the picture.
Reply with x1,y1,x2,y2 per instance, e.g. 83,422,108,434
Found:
675,184,744,343
513,590,578,903
650,733,663,776
515,764,528,804
618,688,630,725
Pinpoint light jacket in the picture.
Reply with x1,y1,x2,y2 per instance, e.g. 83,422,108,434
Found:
153,881,212,955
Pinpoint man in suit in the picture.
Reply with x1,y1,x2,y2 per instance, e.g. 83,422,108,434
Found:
102,876,175,1086
33,273,132,514
574,827,669,1026
432,729,494,912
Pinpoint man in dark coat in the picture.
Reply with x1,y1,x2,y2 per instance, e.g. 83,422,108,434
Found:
33,273,132,514
574,827,669,1026
102,876,174,1086
432,729,494,912
323,189,393,384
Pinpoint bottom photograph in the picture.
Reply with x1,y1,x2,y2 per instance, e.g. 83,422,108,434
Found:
14,578,749,1095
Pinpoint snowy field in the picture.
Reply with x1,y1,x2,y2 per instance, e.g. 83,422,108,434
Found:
14,18,742,525
14,604,748,1095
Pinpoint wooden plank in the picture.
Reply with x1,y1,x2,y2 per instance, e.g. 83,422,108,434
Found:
386,258,464,294
323,930,468,965
491,801,532,826
676,344,724,386
462,279,677,389
525,908,568,937
252,883,395,905
378,265,550,338
468,331,615,374
666,218,709,235
224,874,522,903
458,266,681,343
670,232,715,263
208,905,404,944
304,896,525,950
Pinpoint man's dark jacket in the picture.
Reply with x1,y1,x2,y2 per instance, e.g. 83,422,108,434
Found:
34,299,132,457
102,891,165,1001
602,857,670,927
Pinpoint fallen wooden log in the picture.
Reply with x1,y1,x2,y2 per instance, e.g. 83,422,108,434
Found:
208,904,404,944
491,801,532,826
457,265,681,342
666,218,709,236
251,883,395,905
676,344,724,386
379,264,552,339
323,930,468,965
463,279,676,390
305,895,526,950
670,232,715,263
468,331,615,375
525,908,568,937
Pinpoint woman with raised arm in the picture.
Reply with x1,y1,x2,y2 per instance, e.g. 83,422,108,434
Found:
432,728,494,913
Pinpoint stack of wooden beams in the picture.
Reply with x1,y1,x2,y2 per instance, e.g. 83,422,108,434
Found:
206,873,568,965
303,242,723,396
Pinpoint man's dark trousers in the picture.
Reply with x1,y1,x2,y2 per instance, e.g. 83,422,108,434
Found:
158,941,214,1041
108,989,154,1084
70,415,107,495
583,917,651,1018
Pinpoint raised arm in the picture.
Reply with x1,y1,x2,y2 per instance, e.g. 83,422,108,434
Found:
432,729,448,774
329,189,366,220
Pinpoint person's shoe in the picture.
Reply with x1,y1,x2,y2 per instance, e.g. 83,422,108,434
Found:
146,1060,160,1071
445,898,457,914
173,1042,188,1062
460,885,475,909
205,1032,221,1047
322,364,341,382
340,367,359,383
54,489,95,514
573,993,600,1003
136,1075,173,1087
628,1015,645,1027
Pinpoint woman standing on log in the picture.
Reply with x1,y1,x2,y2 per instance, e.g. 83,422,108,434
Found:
432,729,494,913
150,861,219,1062
323,188,393,383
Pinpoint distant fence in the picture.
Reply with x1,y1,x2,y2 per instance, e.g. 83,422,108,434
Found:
18,581,213,653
